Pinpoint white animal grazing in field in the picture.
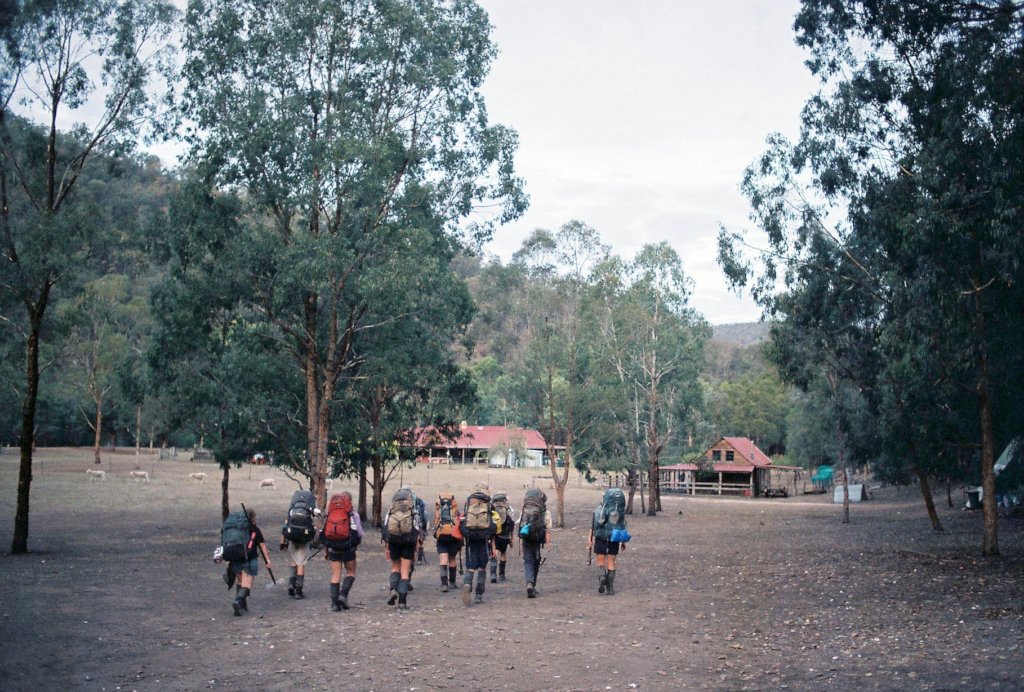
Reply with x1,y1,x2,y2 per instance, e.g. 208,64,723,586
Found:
86,468,106,481
325,478,334,491
129,470,150,482
189,472,207,484
259,478,275,489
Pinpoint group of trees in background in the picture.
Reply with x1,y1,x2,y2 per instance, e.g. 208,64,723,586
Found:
719,0,1024,555
6,0,1018,559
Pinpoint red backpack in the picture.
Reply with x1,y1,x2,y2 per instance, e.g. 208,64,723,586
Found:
322,493,352,548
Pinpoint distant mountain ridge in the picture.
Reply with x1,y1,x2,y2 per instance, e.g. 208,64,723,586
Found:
711,322,770,347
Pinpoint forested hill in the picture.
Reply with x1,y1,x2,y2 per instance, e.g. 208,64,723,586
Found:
711,322,769,347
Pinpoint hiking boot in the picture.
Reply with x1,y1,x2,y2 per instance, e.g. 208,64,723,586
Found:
288,576,296,598
598,572,608,594
387,589,398,605
462,583,473,607
606,571,615,596
407,582,414,592
232,599,243,616
239,587,249,611
473,593,483,604
526,583,535,598
330,583,341,611
339,577,353,610
441,583,449,593
294,575,304,599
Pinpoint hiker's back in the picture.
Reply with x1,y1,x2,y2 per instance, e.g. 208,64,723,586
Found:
283,490,317,544
593,487,627,541
519,488,548,543
462,491,495,540
221,510,252,562
386,488,418,545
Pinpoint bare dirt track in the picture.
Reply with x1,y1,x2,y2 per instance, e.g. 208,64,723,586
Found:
1,449,1022,691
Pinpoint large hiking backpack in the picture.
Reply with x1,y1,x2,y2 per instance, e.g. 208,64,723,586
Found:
462,491,495,540
282,490,316,543
593,487,627,541
434,493,458,538
322,493,353,549
385,488,418,545
519,488,548,543
221,510,254,562
492,493,514,536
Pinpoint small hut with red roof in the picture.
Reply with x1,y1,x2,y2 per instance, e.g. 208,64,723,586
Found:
660,436,801,497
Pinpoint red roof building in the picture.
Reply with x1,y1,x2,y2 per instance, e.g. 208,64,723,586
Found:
410,424,554,468
660,437,802,497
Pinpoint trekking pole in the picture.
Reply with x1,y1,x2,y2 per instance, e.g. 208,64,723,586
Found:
459,545,464,575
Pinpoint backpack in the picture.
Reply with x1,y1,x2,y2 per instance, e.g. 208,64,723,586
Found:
221,510,254,562
492,493,514,536
593,487,627,541
461,491,495,540
385,488,418,545
322,493,353,549
519,488,548,543
282,490,316,544
434,493,458,538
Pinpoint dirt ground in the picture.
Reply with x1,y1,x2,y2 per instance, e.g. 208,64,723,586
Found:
0,448,1022,691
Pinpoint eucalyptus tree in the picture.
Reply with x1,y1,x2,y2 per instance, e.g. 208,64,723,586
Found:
597,243,709,515
1,0,178,552
178,0,525,507
509,221,610,527
719,1,1024,554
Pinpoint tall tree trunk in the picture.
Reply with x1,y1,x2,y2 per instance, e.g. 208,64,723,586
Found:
93,395,103,466
13,308,45,554
915,465,943,532
135,403,142,464
221,465,230,521
977,347,999,556
371,456,384,527
358,460,368,519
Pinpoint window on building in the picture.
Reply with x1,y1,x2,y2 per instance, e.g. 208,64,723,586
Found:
712,450,721,461
726,451,734,462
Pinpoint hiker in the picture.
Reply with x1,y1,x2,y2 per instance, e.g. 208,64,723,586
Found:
321,491,364,611
461,482,497,606
588,487,629,595
280,489,320,600
404,485,429,592
490,492,517,583
433,491,462,592
382,486,420,609
517,488,553,598
221,507,273,616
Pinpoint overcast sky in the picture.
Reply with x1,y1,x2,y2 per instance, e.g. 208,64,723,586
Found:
476,0,819,324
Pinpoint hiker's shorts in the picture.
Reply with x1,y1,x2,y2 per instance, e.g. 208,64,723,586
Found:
327,545,357,563
387,539,416,562
231,557,259,577
495,535,512,554
287,541,312,567
435,536,462,555
464,539,490,570
593,538,620,556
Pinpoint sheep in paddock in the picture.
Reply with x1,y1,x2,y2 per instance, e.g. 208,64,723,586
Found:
129,470,150,482
189,472,208,484
259,477,275,489
85,468,106,481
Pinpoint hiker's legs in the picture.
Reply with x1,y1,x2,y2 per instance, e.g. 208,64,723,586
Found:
398,556,413,607
498,547,507,581
289,565,298,596
233,559,257,615
341,560,356,608
488,554,498,582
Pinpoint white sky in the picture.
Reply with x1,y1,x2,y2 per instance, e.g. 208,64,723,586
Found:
476,0,819,324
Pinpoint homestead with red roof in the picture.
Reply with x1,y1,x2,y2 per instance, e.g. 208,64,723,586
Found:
410,423,556,468
660,436,802,497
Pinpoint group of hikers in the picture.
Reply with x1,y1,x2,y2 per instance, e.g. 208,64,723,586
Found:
218,483,630,616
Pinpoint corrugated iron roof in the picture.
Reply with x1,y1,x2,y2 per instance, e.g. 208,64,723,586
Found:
411,425,550,451
721,437,772,467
